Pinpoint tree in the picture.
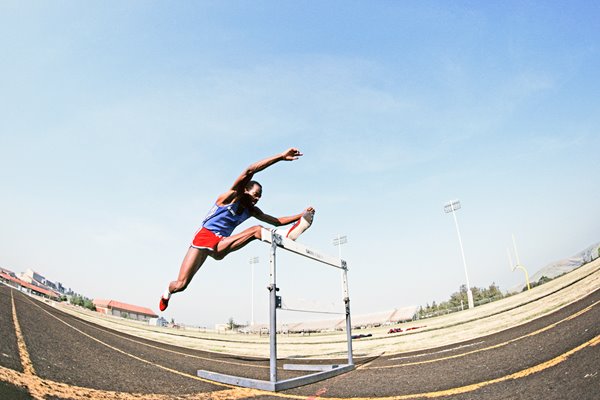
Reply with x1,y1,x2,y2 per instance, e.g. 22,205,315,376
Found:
228,317,236,330
449,290,466,308
419,282,506,317
483,283,503,299
526,275,552,290
69,295,96,311
83,298,96,311
70,295,84,307
227,317,246,330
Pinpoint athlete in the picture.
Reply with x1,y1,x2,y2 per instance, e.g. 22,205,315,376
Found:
159,148,314,311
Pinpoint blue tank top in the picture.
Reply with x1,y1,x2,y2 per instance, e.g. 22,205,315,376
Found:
202,201,252,237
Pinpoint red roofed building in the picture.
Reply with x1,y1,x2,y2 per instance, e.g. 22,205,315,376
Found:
93,299,158,321
0,271,61,300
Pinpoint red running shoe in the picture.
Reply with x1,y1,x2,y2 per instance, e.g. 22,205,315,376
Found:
159,296,169,312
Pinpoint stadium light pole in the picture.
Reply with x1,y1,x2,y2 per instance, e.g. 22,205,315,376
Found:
444,200,474,309
333,235,348,259
249,257,259,326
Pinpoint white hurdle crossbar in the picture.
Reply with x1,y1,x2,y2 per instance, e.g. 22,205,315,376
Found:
198,228,354,392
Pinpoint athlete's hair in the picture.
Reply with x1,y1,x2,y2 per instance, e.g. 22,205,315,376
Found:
246,180,262,191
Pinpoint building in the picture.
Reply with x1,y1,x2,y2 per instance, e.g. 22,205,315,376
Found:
0,267,17,277
0,270,60,300
21,268,45,283
20,268,65,293
93,299,158,322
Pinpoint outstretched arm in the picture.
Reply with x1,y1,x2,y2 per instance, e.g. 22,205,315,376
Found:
233,148,302,191
252,206,314,227
217,148,303,205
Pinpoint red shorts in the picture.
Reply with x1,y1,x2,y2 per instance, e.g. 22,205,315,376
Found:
191,227,223,251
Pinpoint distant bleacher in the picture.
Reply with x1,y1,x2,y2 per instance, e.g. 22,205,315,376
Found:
244,305,419,333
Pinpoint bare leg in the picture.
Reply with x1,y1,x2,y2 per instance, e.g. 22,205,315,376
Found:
167,226,263,294
168,247,210,294
212,225,263,260
160,227,263,311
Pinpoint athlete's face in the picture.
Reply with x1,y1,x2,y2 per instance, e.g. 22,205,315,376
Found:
245,184,262,206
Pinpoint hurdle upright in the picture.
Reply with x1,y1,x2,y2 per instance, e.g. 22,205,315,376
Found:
197,228,355,392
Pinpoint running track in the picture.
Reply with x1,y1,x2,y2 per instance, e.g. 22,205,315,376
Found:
1,284,598,399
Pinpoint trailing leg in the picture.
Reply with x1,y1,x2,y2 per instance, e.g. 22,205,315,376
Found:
160,247,209,311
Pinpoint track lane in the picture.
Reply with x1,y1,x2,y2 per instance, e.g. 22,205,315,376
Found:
9,286,227,395
1,283,598,399
0,285,24,372
16,291,311,384
304,290,599,398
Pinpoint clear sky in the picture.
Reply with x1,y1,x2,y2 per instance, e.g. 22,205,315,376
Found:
1,1,599,328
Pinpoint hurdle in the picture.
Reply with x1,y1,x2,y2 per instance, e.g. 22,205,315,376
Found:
197,228,355,392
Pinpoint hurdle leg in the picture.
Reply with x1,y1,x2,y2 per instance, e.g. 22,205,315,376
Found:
342,262,353,365
269,235,278,383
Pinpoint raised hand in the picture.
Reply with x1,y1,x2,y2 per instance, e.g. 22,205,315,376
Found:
281,148,303,161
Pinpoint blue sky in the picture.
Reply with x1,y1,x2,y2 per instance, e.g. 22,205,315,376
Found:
1,1,599,327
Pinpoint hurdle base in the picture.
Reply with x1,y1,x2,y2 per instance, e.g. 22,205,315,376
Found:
197,363,354,392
